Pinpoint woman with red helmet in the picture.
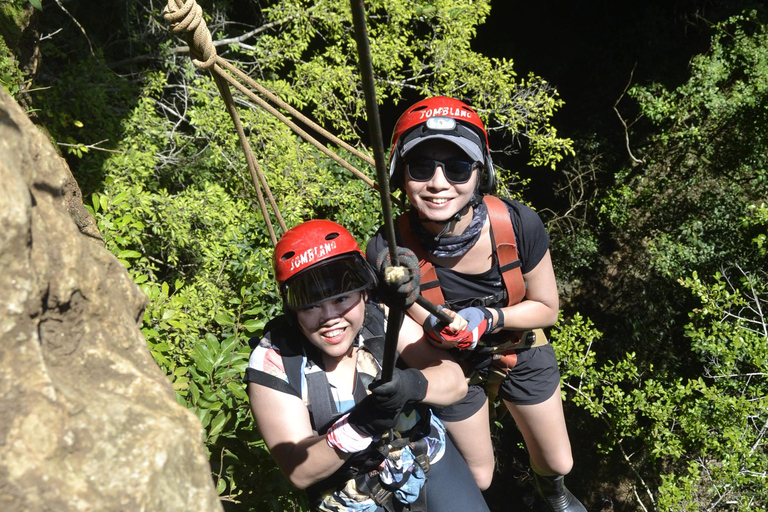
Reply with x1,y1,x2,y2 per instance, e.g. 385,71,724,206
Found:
245,219,490,512
366,97,587,511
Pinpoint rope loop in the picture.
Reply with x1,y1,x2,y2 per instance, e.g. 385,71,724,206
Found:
163,0,216,69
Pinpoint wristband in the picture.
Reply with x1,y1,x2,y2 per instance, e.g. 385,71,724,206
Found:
326,414,373,453
491,307,505,332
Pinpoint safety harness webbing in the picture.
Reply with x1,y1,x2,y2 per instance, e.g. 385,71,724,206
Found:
397,196,526,308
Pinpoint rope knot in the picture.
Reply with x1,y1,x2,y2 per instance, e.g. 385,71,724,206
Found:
163,0,216,69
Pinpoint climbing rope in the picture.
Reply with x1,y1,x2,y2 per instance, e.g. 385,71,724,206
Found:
162,0,451,374
349,0,402,382
348,0,452,380
162,0,399,245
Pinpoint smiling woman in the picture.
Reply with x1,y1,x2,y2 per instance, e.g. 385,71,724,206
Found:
243,219,489,512
366,96,587,511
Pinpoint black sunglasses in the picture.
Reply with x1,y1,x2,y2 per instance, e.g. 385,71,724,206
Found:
405,158,480,184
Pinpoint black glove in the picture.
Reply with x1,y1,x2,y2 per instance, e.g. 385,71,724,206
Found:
369,367,428,411
373,246,421,307
346,394,401,437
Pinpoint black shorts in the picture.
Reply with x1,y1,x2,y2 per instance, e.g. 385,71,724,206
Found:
433,382,488,423
434,345,561,422
498,344,561,405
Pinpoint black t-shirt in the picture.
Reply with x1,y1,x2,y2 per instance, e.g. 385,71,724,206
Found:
366,198,549,310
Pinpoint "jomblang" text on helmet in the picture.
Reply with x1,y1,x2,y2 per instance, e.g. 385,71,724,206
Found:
418,106,473,120
289,241,338,273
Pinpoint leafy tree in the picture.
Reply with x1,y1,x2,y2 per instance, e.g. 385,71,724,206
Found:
563,9,768,367
548,9,768,510
555,247,767,510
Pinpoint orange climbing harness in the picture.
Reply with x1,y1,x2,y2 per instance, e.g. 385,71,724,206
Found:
397,196,526,310
396,195,550,417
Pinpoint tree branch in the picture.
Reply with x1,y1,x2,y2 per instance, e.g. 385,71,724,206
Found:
614,63,644,165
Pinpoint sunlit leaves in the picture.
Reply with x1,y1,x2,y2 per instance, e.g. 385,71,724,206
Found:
554,264,768,510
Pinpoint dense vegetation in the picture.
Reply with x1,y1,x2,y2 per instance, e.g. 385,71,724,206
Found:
1,0,766,510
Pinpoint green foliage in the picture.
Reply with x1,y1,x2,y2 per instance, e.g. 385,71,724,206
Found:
0,36,22,97
615,10,768,278
0,0,34,99
562,19,768,496
744,202,768,256
583,10,768,374
34,54,136,195
242,0,572,172
553,265,768,510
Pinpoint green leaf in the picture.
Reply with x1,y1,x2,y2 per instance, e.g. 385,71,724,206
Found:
172,378,189,391
167,319,188,331
208,411,228,438
112,191,128,205
214,313,234,326
117,250,141,259
191,344,214,375
242,319,265,332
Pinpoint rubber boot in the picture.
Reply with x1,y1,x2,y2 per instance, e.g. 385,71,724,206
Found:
532,473,587,512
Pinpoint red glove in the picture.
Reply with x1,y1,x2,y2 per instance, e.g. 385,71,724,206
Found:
425,307,492,350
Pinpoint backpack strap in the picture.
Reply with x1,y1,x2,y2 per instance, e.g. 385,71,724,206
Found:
483,196,526,306
305,364,339,434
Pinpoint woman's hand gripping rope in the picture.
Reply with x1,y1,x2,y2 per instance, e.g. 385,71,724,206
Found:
326,394,402,453
373,247,422,308
425,307,498,351
326,369,427,453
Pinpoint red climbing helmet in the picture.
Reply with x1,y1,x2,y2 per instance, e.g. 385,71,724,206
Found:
388,96,495,192
274,220,377,310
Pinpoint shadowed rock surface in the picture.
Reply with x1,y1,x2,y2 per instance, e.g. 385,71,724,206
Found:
0,88,223,512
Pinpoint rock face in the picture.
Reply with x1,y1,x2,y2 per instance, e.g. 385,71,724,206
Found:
0,89,223,511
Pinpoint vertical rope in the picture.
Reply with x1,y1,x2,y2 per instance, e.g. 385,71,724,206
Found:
349,0,402,382
163,0,284,244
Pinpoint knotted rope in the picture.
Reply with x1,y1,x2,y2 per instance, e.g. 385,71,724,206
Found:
162,0,398,245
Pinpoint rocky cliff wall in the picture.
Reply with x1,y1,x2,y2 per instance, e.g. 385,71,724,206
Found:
0,88,223,512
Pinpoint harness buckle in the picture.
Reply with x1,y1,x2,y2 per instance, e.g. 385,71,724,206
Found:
446,289,508,310
370,482,392,506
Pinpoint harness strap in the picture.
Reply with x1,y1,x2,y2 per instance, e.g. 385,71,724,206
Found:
305,364,340,434
484,196,526,306
396,214,443,306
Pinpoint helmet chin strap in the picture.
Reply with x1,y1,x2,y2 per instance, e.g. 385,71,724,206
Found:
432,209,465,241
413,187,483,242
413,201,469,242
417,188,484,241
